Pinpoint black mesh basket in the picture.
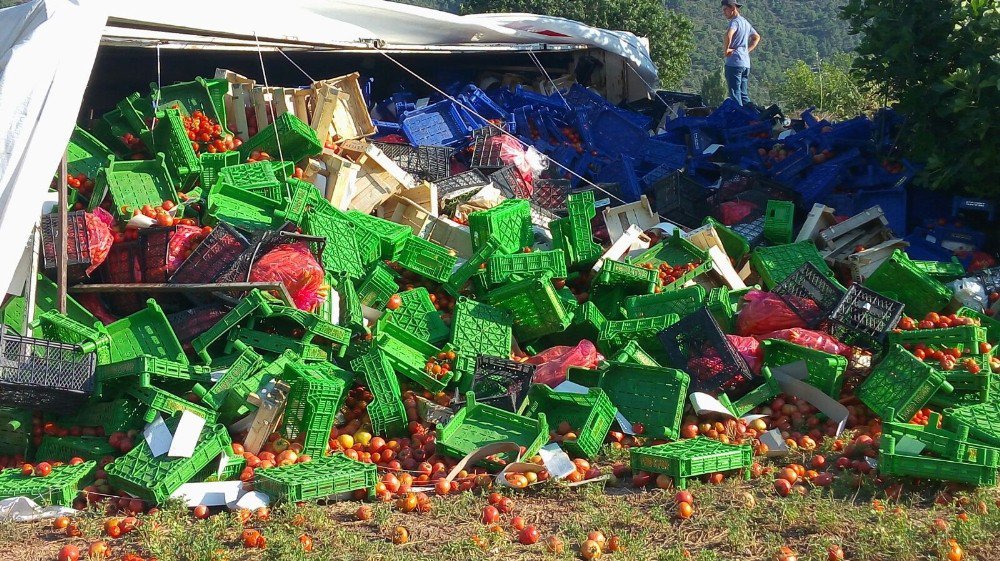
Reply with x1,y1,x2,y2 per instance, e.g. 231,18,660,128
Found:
41,211,92,283
531,178,571,216
436,170,490,200
771,262,846,328
490,166,530,199
167,303,233,353
138,226,175,283
97,240,146,315
658,308,755,397
451,355,536,413
827,284,905,352
0,328,96,412
169,222,250,284
469,136,506,172
649,171,711,227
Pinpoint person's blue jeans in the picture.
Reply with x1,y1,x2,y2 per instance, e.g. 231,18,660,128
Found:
725,65,751,106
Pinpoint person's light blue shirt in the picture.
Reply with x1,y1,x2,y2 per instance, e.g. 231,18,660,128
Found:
725,15,757,68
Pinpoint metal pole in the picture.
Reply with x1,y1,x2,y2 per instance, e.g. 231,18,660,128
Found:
58,151,68,314
24,226,40,337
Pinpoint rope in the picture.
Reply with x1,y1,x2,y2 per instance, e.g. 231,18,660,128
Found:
253,31,290,189
527,51,571,111
276,48,316,83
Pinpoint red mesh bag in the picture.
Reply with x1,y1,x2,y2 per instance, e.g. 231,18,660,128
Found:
525,340,602,388
718,200,758,225
249,242,325,312
736,290,809,336
166,225,204,274
757,328,851,357
83,212,113,276
727,334,762,374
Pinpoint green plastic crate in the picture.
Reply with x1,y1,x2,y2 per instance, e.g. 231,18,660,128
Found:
147,77,232,133
67,126,113,180
706,287,735,333
879,434,998,486
0,408,31,458
344,210,411,261
723,366,781,416
864,250,953,320
957,307,1000,346
351,349,407,437
358,262,399,309
35,436,115,463
944,401,1000,447
281,361,348,457
219,350,293,423
623,285,706,319
445,238,502,296
702,217,751,263
191,290,274,364
0,296,27,336
468,199,533,255
383,288,450,345
550,191,603,268
95,355,211,397
32,311,111,365
487,250,568,285
540,301,606,348
519,385,616,459
629,437,752,489
239,113,322,164
374,320,453,392
749,241,837,289
594,259,657,293
254,453,377,502
218,162,282,199
61,398,145,433
106,299,187,365
911,257,966,282
596,361,689,440
146,108,201,190
598,314,680,358
888,325,987,353
106,423,230,504
610,340,662,368
437,392,548,470
257,305,352,352
450,298,513,386
761,338,848,397
488,274,572,341
192,342,266,411
763,200,795,244
128,385,218,425
198,151,242,191
630,230,708,271
395,236,457,284
0,461,96,506
302,208,365,279
228,327,329,363
882,411,1000,463
90,154,179,221
857,344,953,423
206,191,289,231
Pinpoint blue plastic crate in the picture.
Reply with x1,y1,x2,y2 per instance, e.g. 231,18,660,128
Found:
794,164,843,206
588,108,649,158
561,84,610,111
856,187,907,235
512,85,566,111
401,101,471,147
641,139,688,170
822,192,857,217
919,224,987,251
373,120,403,137
953,196,996,220
903,229,956,262
458,85,509,122
596,157,641,202
722,122,771,144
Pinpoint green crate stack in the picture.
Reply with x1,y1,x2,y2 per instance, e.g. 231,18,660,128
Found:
888,325,987,353
351,349,407,437
106,300,187,365
358,262,399,309
95,356,212,398
302,207,366,279
468,199,533,255
281,361,348,457
610,341,662,368
146,109,201,190
395,236,457,284
198,151,242,191
723,366,781,416
880,433,998,486
437,392,548,470
192,290,274,364
450,298,513,390
749,241,838,289
128,386,218,425
857,345,953,423
344,210,411,262
486,250,568,285
375,320,454,392
943,401,1000,447
487,274,572,341
238,113,322,164
62,399,145,433
629,437,752,489
956,307,1000,346
550,192,602,269
67,126,113,180
598,314,680,359
763,200,795,244
623,285,706,320
864,250,953,320
254,453,377,502
519,385,616,459
0,408,31,459
0,461,96,506
911,257,966,282
381,288,449,345
147,77,232,133
32,311,111,365
89,155,180,222
596,361,689,440
35,436,115,463
192,341,265,410
541,301,606,348
228,327,330,363
702,217,751,263
760,338,848,397
445,238,502,296
106,423,230,504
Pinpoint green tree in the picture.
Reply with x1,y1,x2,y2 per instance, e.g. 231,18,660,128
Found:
841,0,1000,195
459,0,695,88
700,68,727,108
773,53,883,120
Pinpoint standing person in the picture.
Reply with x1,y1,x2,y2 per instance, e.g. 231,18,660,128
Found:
721,0,761,107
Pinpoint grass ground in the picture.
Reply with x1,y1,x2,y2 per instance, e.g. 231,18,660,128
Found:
3,453,1000,561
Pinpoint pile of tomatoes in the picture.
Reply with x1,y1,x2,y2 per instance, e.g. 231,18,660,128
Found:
896,311,981,331
638,260,702,289
175,109,239,154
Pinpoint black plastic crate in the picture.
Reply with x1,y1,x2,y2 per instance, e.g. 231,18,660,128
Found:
169,222,250,284
373,142,414,161
219,227,324,285
167,303,232,351
41,211,92,283
415,146,454,182
490,166,530,199
436,170,490,199
531,178,571,216
452,355,536,413
97,240,146,315
469,136,506,172
732,216,767,248
771,262,846,327
0,328,96,413
658,308,755,397
649,171,710,227
470,122,512,142
138,226,175,283
827,284,905,351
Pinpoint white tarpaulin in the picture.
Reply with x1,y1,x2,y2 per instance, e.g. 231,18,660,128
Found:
0,0,657,297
